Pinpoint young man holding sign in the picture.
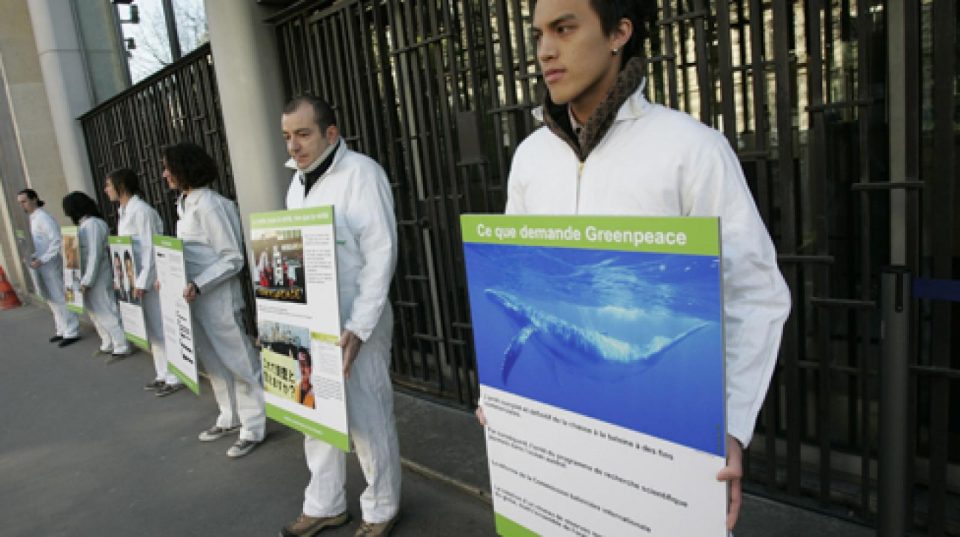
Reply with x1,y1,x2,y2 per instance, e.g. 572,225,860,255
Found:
481,0,791,532
279,96,401,537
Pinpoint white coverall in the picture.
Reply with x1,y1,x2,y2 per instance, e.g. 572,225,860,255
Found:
506,88,791,447
79,216,129,353
177,188,265,442
29,207,79,338
119,195,177,385
285,140,401,523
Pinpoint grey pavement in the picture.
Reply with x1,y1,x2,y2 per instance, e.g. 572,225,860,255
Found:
1,302,873,537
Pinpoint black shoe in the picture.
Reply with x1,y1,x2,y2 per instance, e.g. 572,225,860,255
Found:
49,335,63,343
144,379,165,391
155,383,185,397
58,337,81,348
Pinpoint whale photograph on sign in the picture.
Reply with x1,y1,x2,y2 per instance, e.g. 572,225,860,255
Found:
465,243,725,456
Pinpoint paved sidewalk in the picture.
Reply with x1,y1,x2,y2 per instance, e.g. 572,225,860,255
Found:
1,302,873,536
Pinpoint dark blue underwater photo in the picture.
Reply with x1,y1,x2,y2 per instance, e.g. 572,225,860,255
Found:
465,243,726,456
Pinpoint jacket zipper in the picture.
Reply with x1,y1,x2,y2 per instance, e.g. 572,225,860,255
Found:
575,160,584,214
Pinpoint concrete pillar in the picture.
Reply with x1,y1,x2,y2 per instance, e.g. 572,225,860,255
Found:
26,0,97,195
0,1,71,291
204,0,288,226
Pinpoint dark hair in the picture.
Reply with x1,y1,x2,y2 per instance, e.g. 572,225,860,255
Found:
18,188,45,207
161,142,219,189
296,347,312,366
62,191,103,225
106,168,143,197
283,95,337,131
588,0,657,64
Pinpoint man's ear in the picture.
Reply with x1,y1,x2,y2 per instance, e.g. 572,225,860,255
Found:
611,17,634,51
325,124,340,144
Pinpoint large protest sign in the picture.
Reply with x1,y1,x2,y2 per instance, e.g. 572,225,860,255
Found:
61,226,83,313
153,235,199,394
250,206,349,451
462,215,727,537
108,235,149,350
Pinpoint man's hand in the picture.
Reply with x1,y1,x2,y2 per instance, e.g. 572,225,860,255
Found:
475,406,487,426
716,434,744,531
134,288,145,299
182,282,198,304
29,259,41,269
154,280,161,292
339,329,362,379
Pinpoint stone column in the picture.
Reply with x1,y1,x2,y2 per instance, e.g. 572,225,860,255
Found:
26,0,97,195
204,0,289,225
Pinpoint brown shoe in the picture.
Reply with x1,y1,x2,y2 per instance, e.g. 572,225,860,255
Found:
279,511,350,537
354,513,400,537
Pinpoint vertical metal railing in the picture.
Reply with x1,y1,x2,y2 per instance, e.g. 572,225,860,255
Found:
78,43,256,334
270,1,958,532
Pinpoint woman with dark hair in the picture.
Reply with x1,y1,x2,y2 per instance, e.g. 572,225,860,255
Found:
105,168,182,394
62,191,130,357
161,142,265,458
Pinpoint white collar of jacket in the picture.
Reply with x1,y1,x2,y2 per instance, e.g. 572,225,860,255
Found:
118,194,143,218
179,187,213,212
284,137,348,195
531,76,650,125
284,136,345,173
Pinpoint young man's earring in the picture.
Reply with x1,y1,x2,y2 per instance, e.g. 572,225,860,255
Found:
611,48,621,56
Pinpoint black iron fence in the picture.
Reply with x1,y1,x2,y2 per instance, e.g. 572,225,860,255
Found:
270,0,958,533
78,43,258,333
79,44,234,235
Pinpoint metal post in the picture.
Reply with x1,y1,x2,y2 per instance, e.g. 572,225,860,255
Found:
878,269,910,537
162,0,182,61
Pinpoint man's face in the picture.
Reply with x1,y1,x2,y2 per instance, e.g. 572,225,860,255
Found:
161,160,178,190
104,178,119,202
17,194,36,214
532,0,626,114
298,353,312,380
282,103,333,170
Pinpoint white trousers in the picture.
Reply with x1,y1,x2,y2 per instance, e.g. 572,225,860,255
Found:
192,286,265,442
83,275,129,353
302,307,401,523
142,289,178,384
38,262,79,338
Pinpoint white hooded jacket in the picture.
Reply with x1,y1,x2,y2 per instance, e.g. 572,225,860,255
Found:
118,194,163,290
507,88,791,447
285,141,397,342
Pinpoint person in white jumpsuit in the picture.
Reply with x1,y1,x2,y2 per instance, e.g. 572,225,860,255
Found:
279,96,401,537
161,142,266,458
61,192,131,356
17,189,80,346
478,2,791,534
105,168,183,395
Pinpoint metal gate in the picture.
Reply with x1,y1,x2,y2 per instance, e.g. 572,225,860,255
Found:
270,0,958,532
79,43,257,332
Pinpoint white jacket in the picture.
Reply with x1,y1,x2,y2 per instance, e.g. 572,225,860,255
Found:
285,140,397,342
118,195,163,290
30,208,62,265
29,207,63,300
507,89,791,447
78,216,112,288
176,187,246,310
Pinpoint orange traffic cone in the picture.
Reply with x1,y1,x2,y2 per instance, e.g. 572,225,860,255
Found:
0,264,22,310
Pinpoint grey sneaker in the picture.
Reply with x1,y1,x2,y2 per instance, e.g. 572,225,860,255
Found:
226,438,259,458
354,513,400,537
279,512,350,536
198,425,240,442
155,383,184,397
